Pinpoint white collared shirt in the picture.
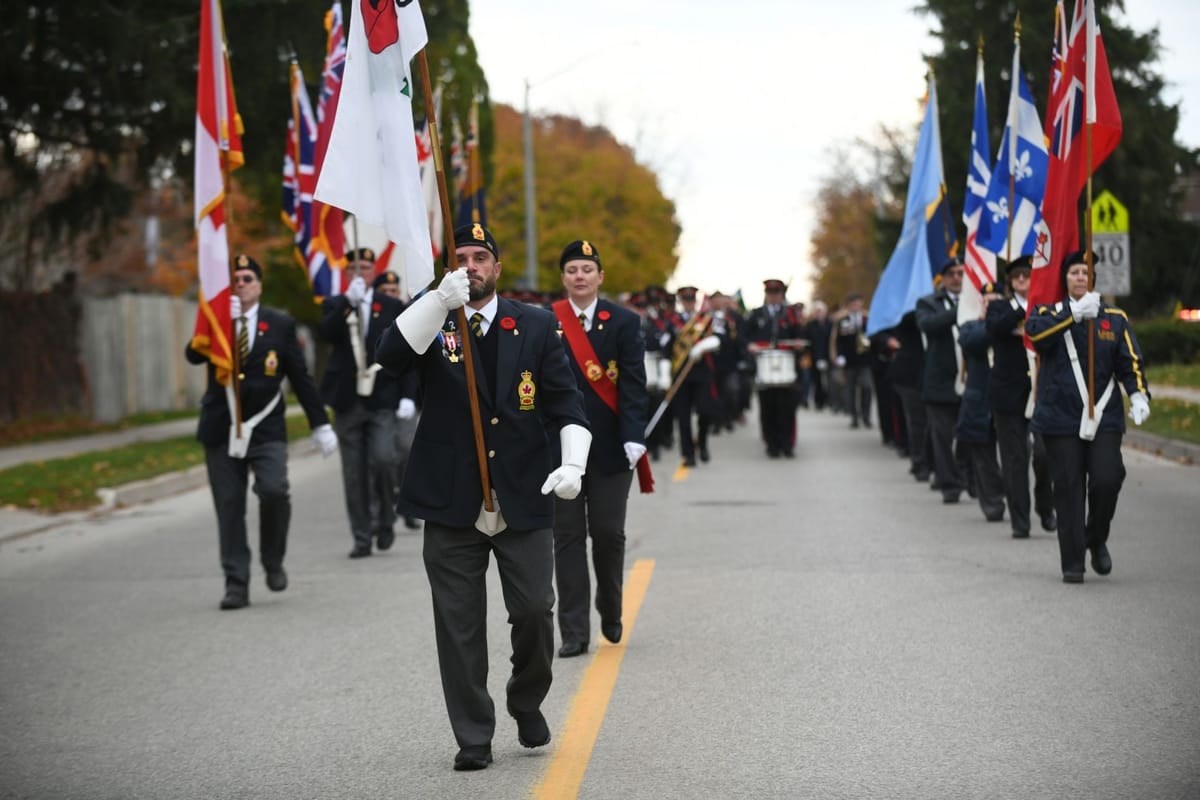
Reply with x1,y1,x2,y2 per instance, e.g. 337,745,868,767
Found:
467,295,500,336
569,298,599,332
239,303,261,351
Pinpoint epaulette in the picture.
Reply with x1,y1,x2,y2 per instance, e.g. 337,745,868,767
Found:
1104,307,1128,319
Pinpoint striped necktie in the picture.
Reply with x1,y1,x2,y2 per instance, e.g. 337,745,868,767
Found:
578,312,588,331
470,312,485,338
237,316,249,361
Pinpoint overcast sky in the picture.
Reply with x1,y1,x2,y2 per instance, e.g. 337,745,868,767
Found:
469,0,1199,307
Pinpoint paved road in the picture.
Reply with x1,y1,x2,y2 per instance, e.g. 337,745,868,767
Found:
2,410,1198,799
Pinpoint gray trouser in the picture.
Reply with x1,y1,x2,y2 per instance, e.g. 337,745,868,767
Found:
334,401,399,547
423,522,556,749
553,469,635,645
204,440,290,590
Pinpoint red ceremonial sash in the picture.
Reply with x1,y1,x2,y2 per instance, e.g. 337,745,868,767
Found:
552,300,654,494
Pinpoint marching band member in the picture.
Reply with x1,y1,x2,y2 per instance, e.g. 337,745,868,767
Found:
745,279,805,458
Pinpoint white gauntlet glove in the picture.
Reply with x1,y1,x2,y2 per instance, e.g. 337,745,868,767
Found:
1128,392,1150,426
229,295,242,320
623,441,647,470
1069,291,1101,322
344,276,367,306
312,424,338,457
395,270,470,353
541,424,592,500
689,335,720,361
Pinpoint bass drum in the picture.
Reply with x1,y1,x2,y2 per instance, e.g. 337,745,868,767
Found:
754,349,797,388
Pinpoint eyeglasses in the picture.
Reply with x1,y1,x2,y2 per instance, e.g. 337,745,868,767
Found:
234,274,258,285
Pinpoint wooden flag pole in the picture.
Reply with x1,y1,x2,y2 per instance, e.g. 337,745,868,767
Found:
416,50,494,512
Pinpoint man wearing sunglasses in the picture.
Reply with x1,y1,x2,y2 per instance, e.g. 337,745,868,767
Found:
186,254,337,610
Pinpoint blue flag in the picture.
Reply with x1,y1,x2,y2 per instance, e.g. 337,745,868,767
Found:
977,39,1048,259
961,48,998,322
867,75,953,336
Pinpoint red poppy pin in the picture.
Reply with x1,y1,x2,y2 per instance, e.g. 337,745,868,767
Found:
372,302,382,313
257,321,269,332
1100,319,1111,331
598,310,611,321
500,316,517,331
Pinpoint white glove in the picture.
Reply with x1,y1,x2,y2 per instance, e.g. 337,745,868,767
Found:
1069,291,1101,322
835,355,847,368
435,269,470,310
623,441,647,470
541,424,592,500
396,398,416,419
658,332,671,348
345,276,367,306
312,424,338,457
395,270,471,353
229,294,242,320
816,359,829,370
689,335,720,361
1128,392,1150,426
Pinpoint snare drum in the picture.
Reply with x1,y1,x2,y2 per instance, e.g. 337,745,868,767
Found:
755,349,797,388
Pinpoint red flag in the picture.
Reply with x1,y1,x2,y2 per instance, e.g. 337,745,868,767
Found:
1029,0,1122,309
191,0,244,386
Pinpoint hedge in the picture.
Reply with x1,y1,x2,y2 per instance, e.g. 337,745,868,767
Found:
1133,317,1200,366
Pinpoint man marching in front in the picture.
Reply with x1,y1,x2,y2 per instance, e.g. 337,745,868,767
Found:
375,224,590,771
550,239,651,658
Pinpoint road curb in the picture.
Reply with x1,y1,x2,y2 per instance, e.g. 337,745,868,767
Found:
1123,429,1198,466
1,440,322,545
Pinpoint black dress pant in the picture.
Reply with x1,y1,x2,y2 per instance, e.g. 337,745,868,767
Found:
672,381,711,460
967,439,1006,520
896,385,929,479
1042,432,1126,576
423,522,555,749
757,387,795,455
926,401,964,498
553,470,634,646
994,411,1055,534
204,440,290,590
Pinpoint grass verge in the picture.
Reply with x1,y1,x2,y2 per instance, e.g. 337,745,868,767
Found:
0,415,310,513
1146,363,1200,389
0,409,199,448
1135,397,1200,446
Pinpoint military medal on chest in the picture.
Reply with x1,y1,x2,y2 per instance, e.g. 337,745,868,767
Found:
440,321,462,363
264,349,279,377
518,371,537,411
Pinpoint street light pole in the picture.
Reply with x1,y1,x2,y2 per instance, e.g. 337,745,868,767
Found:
523,79,538,290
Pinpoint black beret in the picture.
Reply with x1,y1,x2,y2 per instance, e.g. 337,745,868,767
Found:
1059,249,1092,288
454,223,499,258
559,239,602,270
233,253,262,279
372,270,400,289
1007,255,1033,273
763,279,786,292
939,256,965,275
348,247,376,263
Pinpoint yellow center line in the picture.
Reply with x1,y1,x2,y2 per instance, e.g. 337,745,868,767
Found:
530,558,656,800
672,462,690,481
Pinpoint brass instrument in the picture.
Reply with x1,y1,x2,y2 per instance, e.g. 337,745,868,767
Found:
856,331,871,355
671,312,712,374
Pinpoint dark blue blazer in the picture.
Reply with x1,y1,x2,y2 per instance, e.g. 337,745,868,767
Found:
375,297,589,530
185,306,328,448
557,299,649,477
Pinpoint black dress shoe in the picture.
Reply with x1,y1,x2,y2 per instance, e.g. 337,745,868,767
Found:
404,516,422,530
453,745,493,771
782,449,795,459
1090,544,1113,575
984,508,1005,522
698,446,710,463
1012,528,1030,539
220,589,249,610
682,457,696,467
601,622,623,644
558,641,588,658
942,492,961,504
1062,572,1085,584
1040,511,1058,532
376,527,396,551
265,569,288,592
348,544,372,559
508,705,551,748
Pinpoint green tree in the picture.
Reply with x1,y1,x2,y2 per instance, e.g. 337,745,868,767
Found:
918,0,1199,313
486,104,679,293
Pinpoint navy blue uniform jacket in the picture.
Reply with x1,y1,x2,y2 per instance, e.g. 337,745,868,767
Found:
1026,302,1149,436
318,293,417,412
558,299,649,477
185,306,329,448
985,297,1033,415
375,298,589,530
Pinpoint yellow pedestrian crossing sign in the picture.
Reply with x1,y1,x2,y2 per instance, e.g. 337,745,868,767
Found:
1091,190,1129,233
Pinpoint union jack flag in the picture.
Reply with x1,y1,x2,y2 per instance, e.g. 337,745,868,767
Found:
309,1,348,297
282,61,318,284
